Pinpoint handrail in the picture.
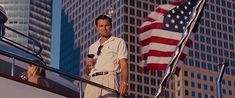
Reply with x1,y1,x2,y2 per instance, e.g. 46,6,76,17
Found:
0,46,129,98
4,25,43,56
0,33,46,65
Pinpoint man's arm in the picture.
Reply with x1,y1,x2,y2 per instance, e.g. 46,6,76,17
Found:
119,58,128,95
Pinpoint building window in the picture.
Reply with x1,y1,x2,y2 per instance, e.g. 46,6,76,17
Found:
184,71,188,77
137,1,141,8
210,86,214,91
130,0,135,6
191,72,194,78
228,90,232,95
130,35,135,43
130,17,135,25
150,4,154,11
204,84,208,90
185,90,189,96
144,77,149,84
130,45,135,52
191,82,195,87
222,89,226,94
184,80,188,86
137,10,142,17
198,93,202,98
191,91,195,97
130,83,135,91
144,86,149,94
198,83,201,89
143,3,148,10
151,70,156,76
130,8,135,15
137,75,142,83
130,73,135,81
130,54,135,62
151,78,156,86
137,85,142,93
130,26,135,34
151,88,156,95
130,64,135,72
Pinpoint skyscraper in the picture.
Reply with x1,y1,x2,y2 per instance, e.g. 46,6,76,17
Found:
61,0,235,98
61,0,173,97
59,9,80,78
0,0,52,64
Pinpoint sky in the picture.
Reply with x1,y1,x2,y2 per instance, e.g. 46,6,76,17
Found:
51,0,61,69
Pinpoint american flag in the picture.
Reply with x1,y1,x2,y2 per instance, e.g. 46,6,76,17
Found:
139,0,202,72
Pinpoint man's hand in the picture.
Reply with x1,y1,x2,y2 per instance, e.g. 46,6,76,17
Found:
119,58,128,96
119,81,128,95
85,58,94,75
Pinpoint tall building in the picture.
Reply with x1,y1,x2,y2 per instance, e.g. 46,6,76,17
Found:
61,0,172,97
59,9,80,78
0,0,52,64
178,0,235,98
61,0,235,98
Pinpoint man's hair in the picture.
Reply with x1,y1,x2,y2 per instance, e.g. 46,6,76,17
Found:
95,15,112,26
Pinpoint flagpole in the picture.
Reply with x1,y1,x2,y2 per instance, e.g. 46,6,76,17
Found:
155,0,207,97
216,63,228,98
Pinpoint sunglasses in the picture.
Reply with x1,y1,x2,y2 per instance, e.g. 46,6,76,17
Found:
97,45,103,56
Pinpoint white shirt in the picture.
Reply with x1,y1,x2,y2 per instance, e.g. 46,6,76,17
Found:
88,36,128,73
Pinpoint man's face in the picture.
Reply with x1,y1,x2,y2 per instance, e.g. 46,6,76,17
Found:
96,19,111,38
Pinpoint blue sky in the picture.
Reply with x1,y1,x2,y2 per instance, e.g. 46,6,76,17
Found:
51,0,61,68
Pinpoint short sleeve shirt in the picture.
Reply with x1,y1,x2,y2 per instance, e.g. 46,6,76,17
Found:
88,36,128,72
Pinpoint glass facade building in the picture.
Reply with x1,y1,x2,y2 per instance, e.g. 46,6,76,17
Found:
0,0,52,64
59,9,80,78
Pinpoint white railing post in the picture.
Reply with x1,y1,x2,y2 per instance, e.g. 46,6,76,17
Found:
11,57,15,76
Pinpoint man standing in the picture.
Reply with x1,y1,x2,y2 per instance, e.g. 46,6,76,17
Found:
84,15,128,98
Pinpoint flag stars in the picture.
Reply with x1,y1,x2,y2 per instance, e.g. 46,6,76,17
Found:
163,0,198,32
181,10,184,14
167,14,171,18
174,25,178,29
171,19,175,23
176,15,180,19
180,21,183,24
189,11,192,15
188,1,191,5
176,6,180,9
165,24,170,27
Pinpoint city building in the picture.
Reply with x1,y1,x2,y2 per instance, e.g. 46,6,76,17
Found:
0,0,52,64
61,0,235,98
59,9,80,78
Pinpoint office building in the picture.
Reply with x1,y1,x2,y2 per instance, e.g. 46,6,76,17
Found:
0,0,52,64
61,0,235,98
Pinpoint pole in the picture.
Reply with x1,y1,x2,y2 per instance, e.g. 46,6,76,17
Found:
216,63,228,98
11,57,15,76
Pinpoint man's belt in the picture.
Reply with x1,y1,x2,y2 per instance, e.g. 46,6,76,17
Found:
91,72,109,77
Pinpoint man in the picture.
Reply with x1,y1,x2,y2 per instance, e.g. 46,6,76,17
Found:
84,15,128,98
